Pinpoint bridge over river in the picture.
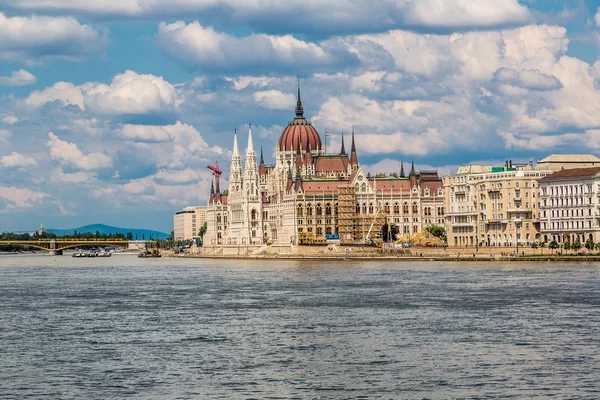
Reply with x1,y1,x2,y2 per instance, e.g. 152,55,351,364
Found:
0,239,129,255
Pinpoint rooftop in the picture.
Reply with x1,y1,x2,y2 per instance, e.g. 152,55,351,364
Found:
538,154,600,163
539,167,600,180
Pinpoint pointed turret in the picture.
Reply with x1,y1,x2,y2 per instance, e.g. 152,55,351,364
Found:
410,159,416,176
295,133,303,169
229,128,242,193
258,146,266,177
350,129,358,167
245,123,257,173
340,131,346,155
295,78,304,118
400,161,405,178
287,167,293,192
294,165,303,191
210,180,214,194
304,141,312,168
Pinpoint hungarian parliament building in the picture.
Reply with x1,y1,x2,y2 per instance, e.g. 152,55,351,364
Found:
203,86,445,253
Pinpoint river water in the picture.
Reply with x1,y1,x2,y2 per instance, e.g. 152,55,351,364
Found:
0,255,599,399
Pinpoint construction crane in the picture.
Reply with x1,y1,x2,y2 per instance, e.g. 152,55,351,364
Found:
206,160,223,192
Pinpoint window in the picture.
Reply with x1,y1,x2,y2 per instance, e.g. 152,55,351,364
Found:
316,204,322,216
297,205,303,216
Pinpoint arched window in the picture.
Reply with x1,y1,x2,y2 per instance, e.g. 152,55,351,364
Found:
412,203,418,214
317,227,323,236
403,203,409,214
217,214,222,223
307,204,313,216
297,205,303,216
316,204,322,216
394,203,400,214
326,227,332,234
251,209,257,220
356,203,360,213
362,203,367,214
325,203,332,216
384,202,390,213
334,203,338,215
369,203,374,214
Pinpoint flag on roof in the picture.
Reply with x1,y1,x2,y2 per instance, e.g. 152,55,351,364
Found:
325,131,330,136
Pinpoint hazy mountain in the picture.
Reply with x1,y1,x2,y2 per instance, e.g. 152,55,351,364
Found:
47,224,170,239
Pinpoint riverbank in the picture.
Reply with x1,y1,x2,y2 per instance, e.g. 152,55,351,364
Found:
173,247,600,262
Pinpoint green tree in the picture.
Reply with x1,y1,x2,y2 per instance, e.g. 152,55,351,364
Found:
595,242,600,254
563,241,571,252
531,242,538,254
549,240,559,254
572,239,582,252
95,230,100,238
198,222,208,240
585,239,595,253
539,241,546,254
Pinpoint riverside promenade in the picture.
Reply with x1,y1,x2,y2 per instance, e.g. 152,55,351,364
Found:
171,246,600,262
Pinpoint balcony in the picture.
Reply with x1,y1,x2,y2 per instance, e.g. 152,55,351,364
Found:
507,208,532,213
446,210,477,216
452,222,475,228
514,194,521,201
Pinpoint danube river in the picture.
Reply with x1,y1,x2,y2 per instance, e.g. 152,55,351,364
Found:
1,255,599,399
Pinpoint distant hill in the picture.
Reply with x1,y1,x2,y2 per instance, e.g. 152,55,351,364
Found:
47,224,170,240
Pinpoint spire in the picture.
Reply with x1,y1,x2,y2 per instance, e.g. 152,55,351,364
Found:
295,77,304,118
246,123,254,154
350,129,358,167
260,146,264,164
210,179,214,194
410,159,415,176
400,161,405,178
340,131,346,155
232,128,239,158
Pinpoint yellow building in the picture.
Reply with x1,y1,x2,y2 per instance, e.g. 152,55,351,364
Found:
444,163,551,248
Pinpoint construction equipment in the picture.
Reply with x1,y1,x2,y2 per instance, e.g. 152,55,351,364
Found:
206,160,223,191
337,185,356,244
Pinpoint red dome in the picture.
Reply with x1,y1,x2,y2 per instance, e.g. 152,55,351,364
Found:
278,117,322,152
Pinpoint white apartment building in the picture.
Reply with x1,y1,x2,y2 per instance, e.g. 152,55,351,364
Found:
538,167,600,244
174,206,207,240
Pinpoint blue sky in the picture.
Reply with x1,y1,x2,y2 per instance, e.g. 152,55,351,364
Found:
1,0,600,233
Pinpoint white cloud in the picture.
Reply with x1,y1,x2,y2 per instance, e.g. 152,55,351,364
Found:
403,0,531,30
0,129,11,142
0,12,107,65
118,124,173,142
3,0,532,34
25,82,85,109
0,185,49,209
47,132,112,170
24,71,183,115
84,70,183,115
595,7,600,26
0,152,38,168
50,168,94,184
494,68,562,90
2,116,19,125
157,21,336,73
253,90,296,110
225,76,290,90
0,69,36,86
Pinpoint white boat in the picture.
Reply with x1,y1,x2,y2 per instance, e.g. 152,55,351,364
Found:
72,251,85,257
97,251,112,257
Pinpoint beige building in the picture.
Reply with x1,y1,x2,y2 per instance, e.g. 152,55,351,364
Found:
174,206,207,241
539,167,600,245
536,154,600,171
444,162,551,248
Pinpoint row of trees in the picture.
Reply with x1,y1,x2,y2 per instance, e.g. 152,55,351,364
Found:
532,239,600,254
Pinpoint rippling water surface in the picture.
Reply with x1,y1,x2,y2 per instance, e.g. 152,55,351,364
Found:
1,255,599,399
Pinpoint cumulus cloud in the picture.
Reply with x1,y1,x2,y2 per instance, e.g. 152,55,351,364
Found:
25,81,85,109
0,185,49,209
24,71,183,115
157,21,351,74
493,68,562,90
84,70,183,115
0,12,107,65
118,124,173,142
47,132,112,170
2,0,532,35
1,116,19,125
253,90,296,110
0,69,36,86
0,152,38,169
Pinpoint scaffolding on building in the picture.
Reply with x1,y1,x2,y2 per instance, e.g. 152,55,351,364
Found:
337,185,357,244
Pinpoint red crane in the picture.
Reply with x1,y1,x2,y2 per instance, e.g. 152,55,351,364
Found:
206,160,223,192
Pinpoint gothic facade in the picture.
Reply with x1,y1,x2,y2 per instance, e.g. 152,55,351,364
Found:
204,86,445,253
